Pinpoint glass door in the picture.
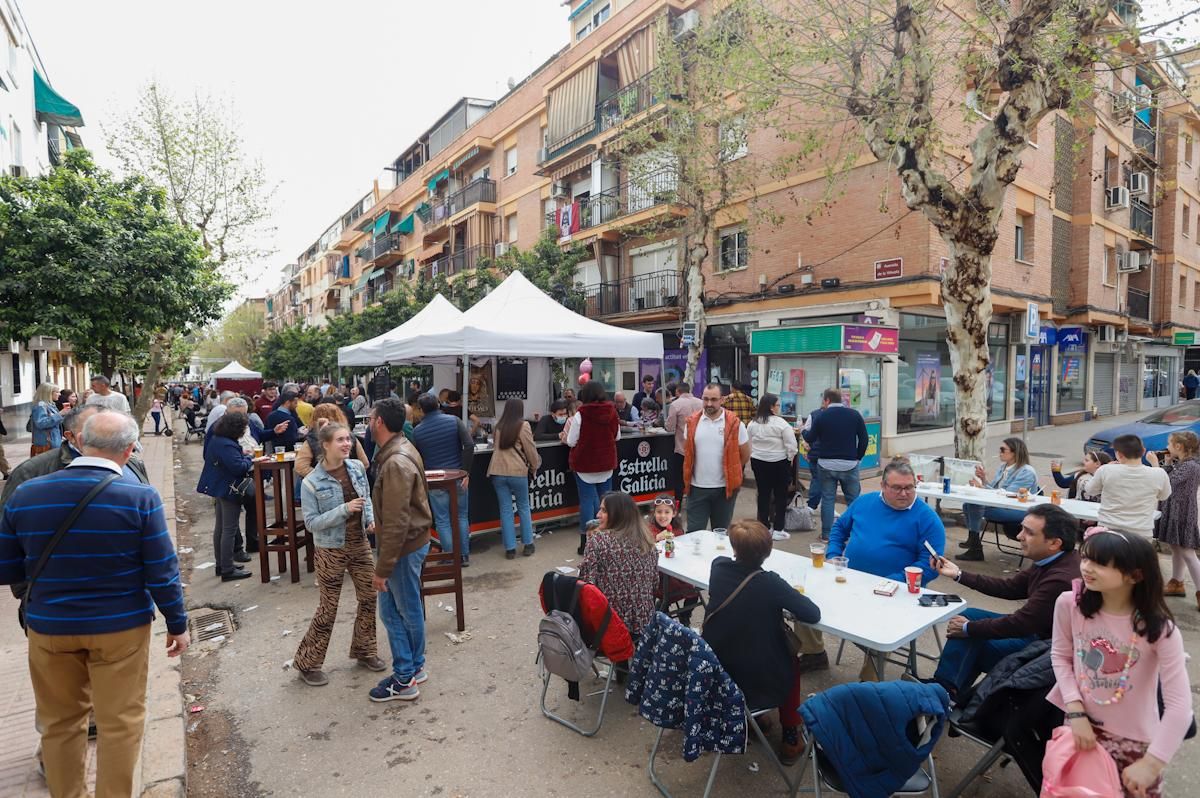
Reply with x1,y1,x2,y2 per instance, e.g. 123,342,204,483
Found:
1142,356,1178,409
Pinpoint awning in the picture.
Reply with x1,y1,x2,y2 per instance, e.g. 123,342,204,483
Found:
372,212,392,237
419,245,444,262
568,0,593,20
33,71,84,127
366,268,385,282
551,151,598,182
391,213,415,235
613,25,655,88
354,268,384,289
427,169,450,193
547,61,599,152
452,146,480,170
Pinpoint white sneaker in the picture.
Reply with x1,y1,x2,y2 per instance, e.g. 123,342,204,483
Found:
771,529,791,541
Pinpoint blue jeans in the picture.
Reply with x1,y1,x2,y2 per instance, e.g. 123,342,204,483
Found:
492,474,534,550
151,411,162,433
379,543,429,682
932,608,1035,695
963,504,1027,534
807,458,822,510
428,480,470,554
575,474,612,533
819,464,861,535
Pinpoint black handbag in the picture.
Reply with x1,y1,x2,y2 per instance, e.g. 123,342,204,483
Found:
229,475,253,499
18,472,120,633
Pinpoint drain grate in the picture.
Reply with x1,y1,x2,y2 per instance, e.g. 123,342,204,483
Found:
189,608,235,643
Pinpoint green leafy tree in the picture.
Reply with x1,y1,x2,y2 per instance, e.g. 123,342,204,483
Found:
195,301,268,367
0,150,230,396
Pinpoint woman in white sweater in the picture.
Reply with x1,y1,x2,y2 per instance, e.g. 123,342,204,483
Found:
747,393,799,540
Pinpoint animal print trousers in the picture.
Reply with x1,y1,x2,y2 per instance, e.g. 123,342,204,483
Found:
293,530,378,672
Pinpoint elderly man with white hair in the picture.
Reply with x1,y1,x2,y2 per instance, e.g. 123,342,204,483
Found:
205,391,237,433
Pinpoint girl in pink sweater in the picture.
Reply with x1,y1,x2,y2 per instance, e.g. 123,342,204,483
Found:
1049,530,1192,797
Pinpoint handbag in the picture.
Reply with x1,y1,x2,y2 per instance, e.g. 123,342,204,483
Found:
784,494,817,532
702,569,804,657
19,472,120,633
229,475,253,499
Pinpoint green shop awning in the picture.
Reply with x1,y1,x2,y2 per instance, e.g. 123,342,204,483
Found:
427,168,449,192
354,268,385,290
372,212,392,237
34,71,84,127
391,213,415,235
568,0,593,21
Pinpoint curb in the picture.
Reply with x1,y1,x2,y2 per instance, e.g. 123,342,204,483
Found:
136,430,188,798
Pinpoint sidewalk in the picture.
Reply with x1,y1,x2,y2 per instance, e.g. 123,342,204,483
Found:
0,422,187,798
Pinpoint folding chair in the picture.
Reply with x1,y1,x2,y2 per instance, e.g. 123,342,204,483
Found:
182,413,206,444
539,651,618,738
943,686,1060,798
790,723,939,797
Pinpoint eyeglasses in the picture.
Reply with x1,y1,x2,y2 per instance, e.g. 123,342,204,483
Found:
998,446,1010,452
883,483,916,493
653,496,676,506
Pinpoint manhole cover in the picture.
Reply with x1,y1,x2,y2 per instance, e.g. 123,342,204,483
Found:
189,608,235,643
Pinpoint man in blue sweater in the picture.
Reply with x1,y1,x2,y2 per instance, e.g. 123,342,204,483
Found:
0,411,189,798
802,388,869,539
828,459,946,680
411,393,475,565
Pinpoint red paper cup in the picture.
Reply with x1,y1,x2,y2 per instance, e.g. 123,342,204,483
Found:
904,566,922,594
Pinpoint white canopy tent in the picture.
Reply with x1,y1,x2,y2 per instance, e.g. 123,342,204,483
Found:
210,360,261,379
337,293,466,367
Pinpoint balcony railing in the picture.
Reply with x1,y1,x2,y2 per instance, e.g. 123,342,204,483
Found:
581,270,680,316
420,179,497,234
1133,116,1156,159
545,169,678,235
1130,198,1154,239
1127,287,1150,320
48,137,65,166
355,232,403,263
421,244,491,281
597,70,660,133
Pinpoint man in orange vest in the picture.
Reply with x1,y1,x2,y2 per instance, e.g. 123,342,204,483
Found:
682,384,750,532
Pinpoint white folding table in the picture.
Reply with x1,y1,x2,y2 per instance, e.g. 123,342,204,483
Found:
657,530,965,678
914,483,1160,523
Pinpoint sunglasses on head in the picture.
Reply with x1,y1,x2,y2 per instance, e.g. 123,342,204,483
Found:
653,496,676,506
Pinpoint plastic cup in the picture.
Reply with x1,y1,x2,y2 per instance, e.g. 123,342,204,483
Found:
904,566,922,594
809,542,826,568
713,527,728,539
1017,487,1029,503
1050,459,1063,472
792,571,807,594
253,446,264,458
829,556,848,572
274,450,285,463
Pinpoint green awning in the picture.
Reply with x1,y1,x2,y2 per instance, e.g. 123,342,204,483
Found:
34,71,84,127
366,268,385,281
372,212,392,237
391,213,415,235
427,168,449,192
568,0,593,20
354,271,372,290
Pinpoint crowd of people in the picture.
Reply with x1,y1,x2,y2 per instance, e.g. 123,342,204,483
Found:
3,367,1198,797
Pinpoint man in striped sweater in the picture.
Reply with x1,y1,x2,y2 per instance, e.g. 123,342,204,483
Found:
0,411,189,798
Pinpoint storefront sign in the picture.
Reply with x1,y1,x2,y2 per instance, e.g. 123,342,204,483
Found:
663,348,706,385
496,357,528,401
1038,326,1057,346
1058,327,1087,351
798,420,881,471
1174,331,1196,346
842,325,900,354
874,258,903,280
1025,302,1039,340
915,353,941,421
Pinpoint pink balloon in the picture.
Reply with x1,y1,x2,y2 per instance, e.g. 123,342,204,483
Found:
577,373,590,386
580,358,593,374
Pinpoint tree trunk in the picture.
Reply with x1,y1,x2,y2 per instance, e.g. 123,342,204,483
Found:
683,232,708,387
942,241,993,463
132,329,173,432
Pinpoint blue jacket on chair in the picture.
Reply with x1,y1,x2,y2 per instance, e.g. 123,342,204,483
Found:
799,681,949,798
624,612,747,762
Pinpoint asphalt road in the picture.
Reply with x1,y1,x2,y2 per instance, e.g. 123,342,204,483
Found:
175,419,1200,797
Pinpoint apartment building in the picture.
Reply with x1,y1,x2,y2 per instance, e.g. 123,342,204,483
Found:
280,0,1200,454
1,0,89,429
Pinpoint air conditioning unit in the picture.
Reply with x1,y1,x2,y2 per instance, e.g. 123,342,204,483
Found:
1128,171,1149,196
494,242,510,257
9,165,27,177
1106,185,1130,210
1098,324,1117,343
1138,250,1153,270
1132,84,1153,111
551,181,570,198
1112,91,1133,119
1116,250,1142,273
1009,314,1030,343
673,9,699,39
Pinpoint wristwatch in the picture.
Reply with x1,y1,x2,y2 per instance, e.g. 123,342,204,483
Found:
1064,711,1088,721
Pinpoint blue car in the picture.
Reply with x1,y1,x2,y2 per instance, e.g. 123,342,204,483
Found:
1084,401,1200,457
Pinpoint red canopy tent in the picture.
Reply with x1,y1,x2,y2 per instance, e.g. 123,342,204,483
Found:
210,360,263,397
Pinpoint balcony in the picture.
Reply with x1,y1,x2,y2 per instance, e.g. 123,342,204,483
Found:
1130,198,1154,240
354,232,404,267
546,169,680,236
1132,117,1156,160
421,244,491,281
420,179,497,236
1127,287,1150,320
597,70,659,134
581,270,680,317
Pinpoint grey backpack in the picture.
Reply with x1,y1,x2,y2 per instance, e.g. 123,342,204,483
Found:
538,579,611,701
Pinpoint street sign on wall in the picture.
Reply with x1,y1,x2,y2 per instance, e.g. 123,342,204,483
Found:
874,258,903,280
1025,302,1040,340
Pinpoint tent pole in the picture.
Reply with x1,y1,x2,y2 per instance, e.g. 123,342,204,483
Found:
462,353,470,422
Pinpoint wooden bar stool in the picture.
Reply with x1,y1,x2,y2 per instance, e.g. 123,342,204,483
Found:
422,469,468,630
253,457,314,583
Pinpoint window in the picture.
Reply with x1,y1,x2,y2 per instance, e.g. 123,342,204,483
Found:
1180,274,1187,308
1185,204,1192,238
11,120,21,168
1195,281,1200,312
506,212,518,244
505,146,518,177
1104,150,1118,189
1103,246,1116,286
719,116,748,162
543,197,556,229
574,2,610,41
718,226,748,271
1186,135,1194,167
11,352,20,395
1014,214,1027,261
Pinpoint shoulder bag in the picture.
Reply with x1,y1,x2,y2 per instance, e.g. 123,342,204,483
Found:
701,568,803,656
19,472,120,633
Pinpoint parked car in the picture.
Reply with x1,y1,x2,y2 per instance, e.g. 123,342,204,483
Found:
1084,401,1200,457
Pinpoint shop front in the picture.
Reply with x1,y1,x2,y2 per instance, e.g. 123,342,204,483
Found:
750,323,895,473
1053,327,1088,421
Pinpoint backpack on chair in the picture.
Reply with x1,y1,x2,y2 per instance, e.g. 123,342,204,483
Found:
537,578,611,701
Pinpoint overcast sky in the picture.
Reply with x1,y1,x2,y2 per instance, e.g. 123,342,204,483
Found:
20,0,569,299
18,1,1199,303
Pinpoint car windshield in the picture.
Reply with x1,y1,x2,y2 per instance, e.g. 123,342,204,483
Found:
1142,403,1200,426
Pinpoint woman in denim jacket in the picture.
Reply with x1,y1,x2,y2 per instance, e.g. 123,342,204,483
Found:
29,382,64,456
293,422,385,686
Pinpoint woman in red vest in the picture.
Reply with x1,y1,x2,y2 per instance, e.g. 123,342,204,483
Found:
566,380,620,555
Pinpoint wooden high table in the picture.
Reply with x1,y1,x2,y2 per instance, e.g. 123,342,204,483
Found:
252,456,314,583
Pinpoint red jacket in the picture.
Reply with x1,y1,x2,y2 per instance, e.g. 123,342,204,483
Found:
539,574,634,662
568,402,619,473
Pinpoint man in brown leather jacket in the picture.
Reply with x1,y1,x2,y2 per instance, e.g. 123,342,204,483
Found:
367,398,434,703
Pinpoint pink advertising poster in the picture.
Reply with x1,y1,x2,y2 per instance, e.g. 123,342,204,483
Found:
787,368,805,395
